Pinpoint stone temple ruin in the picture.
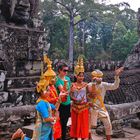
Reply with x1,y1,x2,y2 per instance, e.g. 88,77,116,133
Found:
0,1,140,140
0,1,49,139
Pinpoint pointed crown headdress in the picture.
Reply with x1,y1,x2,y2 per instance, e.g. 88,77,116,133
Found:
43,55,56,78
36,55,56,93
74,55,84,75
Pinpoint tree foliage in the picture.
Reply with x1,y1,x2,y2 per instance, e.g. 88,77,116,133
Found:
41,0,139,61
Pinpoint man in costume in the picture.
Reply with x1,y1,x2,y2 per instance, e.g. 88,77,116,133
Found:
70,56,89,140
88,67,124,140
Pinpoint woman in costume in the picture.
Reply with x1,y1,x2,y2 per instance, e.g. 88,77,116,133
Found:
88,67,124,140
11,56,62,140
11,79,57,140
70,56,89,140
43,55,62,140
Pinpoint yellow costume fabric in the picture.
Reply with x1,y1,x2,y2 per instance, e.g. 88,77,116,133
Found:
88,76,120,135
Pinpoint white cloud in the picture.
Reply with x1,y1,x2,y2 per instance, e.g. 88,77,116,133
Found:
108,0,140,11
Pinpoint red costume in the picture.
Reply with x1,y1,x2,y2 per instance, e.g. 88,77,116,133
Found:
70,83,89,139
47,85,61,140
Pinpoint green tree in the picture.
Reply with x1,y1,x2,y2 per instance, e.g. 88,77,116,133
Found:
110,22,138,60
42,0,69,59
41,0,138,61
43,0,96,62
80,3,138,60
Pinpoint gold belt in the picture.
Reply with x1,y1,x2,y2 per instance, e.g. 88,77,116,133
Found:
71,103,89,113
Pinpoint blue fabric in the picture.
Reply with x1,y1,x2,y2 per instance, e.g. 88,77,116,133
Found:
40,122,53,140
36,100,56,118
24,136,31,140
25,100,55,140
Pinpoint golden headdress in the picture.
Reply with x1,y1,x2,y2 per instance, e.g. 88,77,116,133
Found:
74,55,84,75
91,69,103,78
43,55,56,78
36,78,47,93
36,55,56,93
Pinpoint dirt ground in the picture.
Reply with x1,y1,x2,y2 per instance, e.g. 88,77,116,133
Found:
90,127,140,140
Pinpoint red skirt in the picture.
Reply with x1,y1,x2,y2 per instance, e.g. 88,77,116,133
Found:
53,117,61,139
70,108,89,138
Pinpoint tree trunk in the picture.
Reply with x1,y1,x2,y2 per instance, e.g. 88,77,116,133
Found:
82,22,85,54
69,15,74,63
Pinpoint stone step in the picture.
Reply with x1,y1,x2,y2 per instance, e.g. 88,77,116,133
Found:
6,76,39,89
131,120,140,129
22,124,34,138
22,122,71,139
22,125,140,140
6,75,40,80
0,23,45,33
8,87,35,92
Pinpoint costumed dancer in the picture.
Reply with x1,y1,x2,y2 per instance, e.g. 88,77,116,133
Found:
11,56,62,140
88,67,124,140
55,63,71,140
43,55,62,140
70,56,89,140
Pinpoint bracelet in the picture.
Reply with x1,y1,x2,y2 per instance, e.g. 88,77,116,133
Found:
54,118,56,122
58,98,62,103
51,117,56,124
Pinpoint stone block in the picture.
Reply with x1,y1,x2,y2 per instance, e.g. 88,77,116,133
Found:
0,92,8,103
131,120,140,130
25,62,33,70
32,61,41,70
112,130,125,138
18,70,26,76
28,69,40,75
22,124,34,138
0,103,14,108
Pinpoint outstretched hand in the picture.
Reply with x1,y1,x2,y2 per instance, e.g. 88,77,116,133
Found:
71,84,77,93
59,91,68,97
115,67,124,76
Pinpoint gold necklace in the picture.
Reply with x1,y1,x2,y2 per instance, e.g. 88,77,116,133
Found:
75,82,87,91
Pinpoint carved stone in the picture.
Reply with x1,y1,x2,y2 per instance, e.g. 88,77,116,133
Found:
131,120,140,130
106,101,140,137
0,24,47,77
137,8,140,37
0,0,40,27
124,40,140,69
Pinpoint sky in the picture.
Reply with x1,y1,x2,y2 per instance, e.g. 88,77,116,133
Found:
106,0,140,11
41,0,140,11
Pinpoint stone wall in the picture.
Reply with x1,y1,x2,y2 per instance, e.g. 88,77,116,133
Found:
0,105,35,139
124,39,140,69
0,23,47,77
0,23,48,139
104,69,140,104
0,23,48,109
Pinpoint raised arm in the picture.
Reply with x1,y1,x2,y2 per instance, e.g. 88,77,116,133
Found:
103,67,124,91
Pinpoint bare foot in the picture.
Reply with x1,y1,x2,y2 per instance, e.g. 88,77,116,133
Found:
11,128,23,140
